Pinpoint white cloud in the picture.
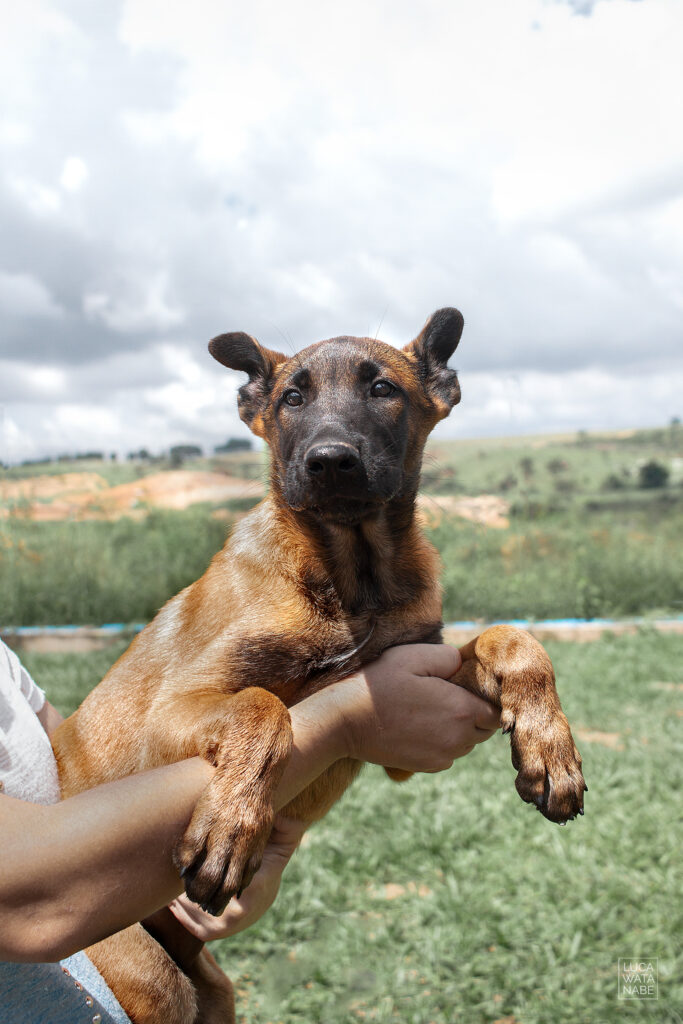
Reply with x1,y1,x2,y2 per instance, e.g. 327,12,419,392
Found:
7,175,62,218
83,273,185,333
23,366,67,395
0,121,31,146
0,271,63,318
0,0,681,459
435,364,683,439
274,264,341,311
49,403,124,441
489,0,683,227
59,156,89,192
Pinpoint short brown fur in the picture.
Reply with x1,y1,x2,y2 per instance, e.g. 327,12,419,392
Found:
52,309,585,1023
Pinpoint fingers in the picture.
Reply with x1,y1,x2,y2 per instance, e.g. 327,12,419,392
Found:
424,678,500,731
169,894,226,941
430,683,500,756
475,707,502,733
450,684,501,732
261,816,307,863
271,814,307,845
398,643,462,680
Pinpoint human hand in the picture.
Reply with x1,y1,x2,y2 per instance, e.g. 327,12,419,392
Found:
168,815,307,939
337,644,500,773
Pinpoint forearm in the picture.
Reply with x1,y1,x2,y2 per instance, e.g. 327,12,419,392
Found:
0,757,213,962
273,684,349,813
3,686,351,960
176,652,499,943
3,646,496,958
273,646,499,811
2,691,347,960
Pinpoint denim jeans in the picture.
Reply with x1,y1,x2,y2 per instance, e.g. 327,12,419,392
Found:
0,951,130,1023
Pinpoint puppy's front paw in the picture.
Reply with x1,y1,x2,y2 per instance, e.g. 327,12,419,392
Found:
173,778,272,916
503,706,587,824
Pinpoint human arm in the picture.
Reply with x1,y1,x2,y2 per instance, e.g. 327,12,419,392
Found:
36,698,65,738
0,757,214,962
172,643,500,938
2,644,497,956
276,643,500,805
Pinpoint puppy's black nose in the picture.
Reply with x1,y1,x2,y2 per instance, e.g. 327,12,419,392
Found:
305,442,361,482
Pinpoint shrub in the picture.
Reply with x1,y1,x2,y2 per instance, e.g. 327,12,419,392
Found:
602,473,626,491
638,460,669,489
498,474,518,492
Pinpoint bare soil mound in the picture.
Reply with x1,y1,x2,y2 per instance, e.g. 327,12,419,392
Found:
417,493,510,529
1,471,264,521
2,472,507,527
0,472,108,502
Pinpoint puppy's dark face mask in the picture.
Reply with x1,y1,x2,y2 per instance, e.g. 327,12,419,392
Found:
209,308,464,526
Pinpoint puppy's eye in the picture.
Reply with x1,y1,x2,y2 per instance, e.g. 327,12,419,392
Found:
284,389,303,407
370,380,395,398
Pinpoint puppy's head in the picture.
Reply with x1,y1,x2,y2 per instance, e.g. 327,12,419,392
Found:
209,308,463,525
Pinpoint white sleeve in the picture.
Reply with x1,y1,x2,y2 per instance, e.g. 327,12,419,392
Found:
1,640,46,713
19,662,47,713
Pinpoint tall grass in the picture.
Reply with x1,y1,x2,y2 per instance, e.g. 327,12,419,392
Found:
2,424,682,626
2,499,680,626
0,508,230,624
430,504,683,621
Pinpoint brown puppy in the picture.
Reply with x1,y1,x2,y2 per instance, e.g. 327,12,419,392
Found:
52,308,586,1023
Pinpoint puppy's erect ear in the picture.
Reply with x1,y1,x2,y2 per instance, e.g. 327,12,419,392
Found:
209,332,287,437
403,307,464,419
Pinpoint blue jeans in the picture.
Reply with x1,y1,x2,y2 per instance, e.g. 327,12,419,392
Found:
0,951,130,1023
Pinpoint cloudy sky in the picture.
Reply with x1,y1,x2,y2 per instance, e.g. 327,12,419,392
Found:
1,0,682,462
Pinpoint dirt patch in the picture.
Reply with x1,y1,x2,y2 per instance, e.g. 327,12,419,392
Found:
368,882,432,901
100,471,263,512
649,681,683,692
0,472,108,503
575,727,624,750
418,493,510,529
0,470,264,521
3,472,508,526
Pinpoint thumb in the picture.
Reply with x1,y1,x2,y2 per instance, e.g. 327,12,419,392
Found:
408,643,462,680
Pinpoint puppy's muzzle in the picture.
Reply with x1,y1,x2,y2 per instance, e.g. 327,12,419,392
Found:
304,442,363,490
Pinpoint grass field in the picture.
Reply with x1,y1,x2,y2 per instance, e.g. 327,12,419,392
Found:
22,631,683,1024
2,426,683,625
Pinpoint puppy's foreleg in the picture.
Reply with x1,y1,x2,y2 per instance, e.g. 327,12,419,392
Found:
154,687,292,916
453,625,586,823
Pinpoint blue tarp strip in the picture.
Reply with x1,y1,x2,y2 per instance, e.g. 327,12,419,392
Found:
2,617,682,636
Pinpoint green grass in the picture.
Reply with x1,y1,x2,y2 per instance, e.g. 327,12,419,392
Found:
2,495,681,625
1,459,140,484
2,426,682,625
428,499,683,620
425,424,683,499
23,632,683,1024
0,508,233,625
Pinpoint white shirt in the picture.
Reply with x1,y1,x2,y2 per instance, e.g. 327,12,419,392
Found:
0,640,131,1022
0,639,61,804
